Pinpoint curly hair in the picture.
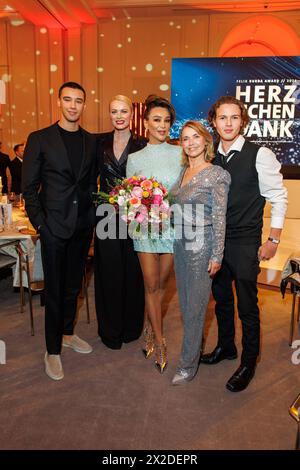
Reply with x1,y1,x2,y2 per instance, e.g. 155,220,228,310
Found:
207,95,249,135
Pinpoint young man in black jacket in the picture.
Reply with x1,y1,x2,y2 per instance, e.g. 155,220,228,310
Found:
23,82,97,381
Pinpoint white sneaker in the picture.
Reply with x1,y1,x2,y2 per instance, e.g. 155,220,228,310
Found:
44,353,64,381
172,368,194,386
62,334,93,354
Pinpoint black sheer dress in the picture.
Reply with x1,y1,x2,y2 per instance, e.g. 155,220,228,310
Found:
95,131,147,349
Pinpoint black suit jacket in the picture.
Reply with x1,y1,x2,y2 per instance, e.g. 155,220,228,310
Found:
0,151,11,194
10,157,22,194
22,122,97,239
97,131,147,193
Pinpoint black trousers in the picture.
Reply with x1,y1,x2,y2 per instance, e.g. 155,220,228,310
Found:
94,236,145,349
40,223,93,354
212,241,260,367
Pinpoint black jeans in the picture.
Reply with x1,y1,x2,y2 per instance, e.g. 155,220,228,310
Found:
40,223,93,354
212,241,260,367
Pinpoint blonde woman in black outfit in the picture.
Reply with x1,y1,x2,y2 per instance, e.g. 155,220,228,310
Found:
95,95,147,349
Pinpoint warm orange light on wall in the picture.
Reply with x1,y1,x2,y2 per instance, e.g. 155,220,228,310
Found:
219,15,300,57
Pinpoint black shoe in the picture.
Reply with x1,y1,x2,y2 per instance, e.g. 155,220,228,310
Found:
226,365,256,392
200,345,237,365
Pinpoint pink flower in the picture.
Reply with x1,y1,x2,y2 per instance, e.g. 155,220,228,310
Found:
117,196,126,206
160,201,170,213
129,197,141,206
141,179,153,191
152,195,163,206
131,186,143,198
136,212,146,223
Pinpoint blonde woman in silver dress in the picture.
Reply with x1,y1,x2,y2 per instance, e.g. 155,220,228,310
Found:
171,121,231,385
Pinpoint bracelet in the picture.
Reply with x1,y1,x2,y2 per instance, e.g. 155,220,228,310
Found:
268,237,280,244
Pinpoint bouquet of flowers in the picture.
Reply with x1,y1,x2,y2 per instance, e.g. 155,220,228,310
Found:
94,175,171,237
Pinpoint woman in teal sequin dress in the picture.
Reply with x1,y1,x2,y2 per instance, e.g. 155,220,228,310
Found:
126,95,182,373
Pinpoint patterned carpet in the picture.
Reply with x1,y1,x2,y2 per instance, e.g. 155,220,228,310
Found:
0,268,299,450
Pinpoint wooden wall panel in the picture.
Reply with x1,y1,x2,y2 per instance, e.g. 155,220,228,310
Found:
99,20,125,131
81,24,99,132
48,28,64,123
7,23,37,147
34,25,52,129
181,16,209,58
277,11,300,53
0,22,9,151
208,13,251,56
122,17,181,100
67,27,82,84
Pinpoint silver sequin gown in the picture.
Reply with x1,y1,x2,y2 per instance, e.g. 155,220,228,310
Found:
171,165,231,376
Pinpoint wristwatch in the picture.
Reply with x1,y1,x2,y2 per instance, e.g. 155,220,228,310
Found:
268,237,280,244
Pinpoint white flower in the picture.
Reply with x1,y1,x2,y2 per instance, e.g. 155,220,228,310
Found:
119,189,126,196
117,196,126,206
153,187,163,196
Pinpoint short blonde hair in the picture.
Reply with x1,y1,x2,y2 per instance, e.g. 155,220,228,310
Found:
110,94,133,111
180,120,214,165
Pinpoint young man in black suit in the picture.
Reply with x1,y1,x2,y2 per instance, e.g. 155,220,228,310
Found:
201,96,288,392
10,143,25,194
0,141,11,194
22,82,97,381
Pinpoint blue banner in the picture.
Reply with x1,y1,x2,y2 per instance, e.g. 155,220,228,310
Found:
171,56,300,172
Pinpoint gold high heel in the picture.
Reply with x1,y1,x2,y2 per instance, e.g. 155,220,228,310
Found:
289,393,300,450
142,323,154,358
155,338,168,374
289,393,300,422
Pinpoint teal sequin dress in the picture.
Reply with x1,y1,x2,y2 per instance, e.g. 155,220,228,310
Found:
126,142,182,253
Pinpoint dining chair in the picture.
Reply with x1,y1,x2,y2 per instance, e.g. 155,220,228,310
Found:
16,243,35,335
280,258,300,346
0,252,17,274
0,240,25,313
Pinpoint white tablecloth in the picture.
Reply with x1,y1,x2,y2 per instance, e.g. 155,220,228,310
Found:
0,208,44,287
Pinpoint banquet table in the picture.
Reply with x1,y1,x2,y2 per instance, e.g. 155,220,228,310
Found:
0,206,43,287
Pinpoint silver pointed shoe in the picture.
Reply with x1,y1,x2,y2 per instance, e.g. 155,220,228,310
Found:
172,368,194,386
